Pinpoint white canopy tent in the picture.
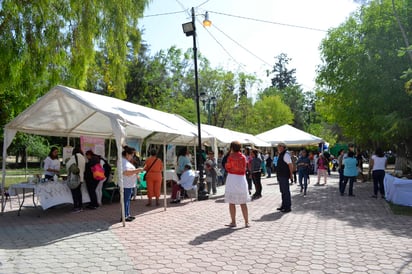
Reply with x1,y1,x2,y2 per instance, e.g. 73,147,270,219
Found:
200,124,271,159
201,124,271,147
1,85,197,224
256,124,324,147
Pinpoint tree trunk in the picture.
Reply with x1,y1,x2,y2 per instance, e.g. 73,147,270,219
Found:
392,0,412,62
394,141,411,174
394,156,408,173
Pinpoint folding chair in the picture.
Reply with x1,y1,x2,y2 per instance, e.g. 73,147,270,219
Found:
133,172,147,200
179,175,199,202
103,184,120,204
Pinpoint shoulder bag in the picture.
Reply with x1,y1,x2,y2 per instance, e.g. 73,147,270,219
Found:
143,158,158,181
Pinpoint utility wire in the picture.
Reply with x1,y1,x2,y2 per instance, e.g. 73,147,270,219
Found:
196,0,211,8
175,0,191,18
208,10,328,32
143,3,272,75
143,10,185,18
211,23,272,67
197,19,245,69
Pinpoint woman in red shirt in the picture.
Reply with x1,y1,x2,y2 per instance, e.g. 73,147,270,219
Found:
224,141,251,228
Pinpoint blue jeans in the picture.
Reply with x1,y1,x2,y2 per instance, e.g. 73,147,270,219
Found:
266,165,272,178
123,187,133,217
298,169,308,193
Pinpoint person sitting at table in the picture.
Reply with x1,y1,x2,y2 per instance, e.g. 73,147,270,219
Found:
66,146,86,213
176,147,191,180
170,164,197,203
44,146,61,181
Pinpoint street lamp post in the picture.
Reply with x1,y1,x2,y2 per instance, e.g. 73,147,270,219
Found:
182,7,211,191
200,92,216,125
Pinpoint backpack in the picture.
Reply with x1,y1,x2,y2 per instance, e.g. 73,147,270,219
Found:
67,155,81,189
68,162,80,175
101,157,112,179
67,173,81,189
91,162,106,181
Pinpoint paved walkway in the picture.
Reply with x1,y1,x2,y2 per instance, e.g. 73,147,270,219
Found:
1,173,411,273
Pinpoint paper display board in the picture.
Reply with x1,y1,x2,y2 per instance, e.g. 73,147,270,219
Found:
63,146,73,163
80,136,105,157
166,144,176,167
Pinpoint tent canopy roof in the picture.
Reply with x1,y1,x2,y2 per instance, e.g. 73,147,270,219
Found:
201,124,271,147
256,124,324,146
5,85,195,140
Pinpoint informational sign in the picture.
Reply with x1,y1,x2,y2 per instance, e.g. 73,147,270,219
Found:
62,146,73,163
80,136,105,157
126,138,141,155
166,144,176,167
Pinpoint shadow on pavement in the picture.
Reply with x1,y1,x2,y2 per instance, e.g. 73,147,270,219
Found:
254,211,283,222
189,227,236,246
280,173,412,239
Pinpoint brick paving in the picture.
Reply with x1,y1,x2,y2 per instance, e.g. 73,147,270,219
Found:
1,172,411,273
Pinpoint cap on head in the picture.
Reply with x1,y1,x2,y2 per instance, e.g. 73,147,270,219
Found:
277,142,287,148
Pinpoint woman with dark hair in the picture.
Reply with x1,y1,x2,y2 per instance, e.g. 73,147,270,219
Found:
369,148,387,198
224,141,250,228
337,149,345,187
143,149,163,206
176,147,190,179
250,149,262,200
44,146,60,180
296,149,310,196
84,150,101,209
121,146,142,221
66,146,86,213
341,151,358,196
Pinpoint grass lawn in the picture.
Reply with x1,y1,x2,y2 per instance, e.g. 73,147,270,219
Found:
1,168,45,189
389,202,412,216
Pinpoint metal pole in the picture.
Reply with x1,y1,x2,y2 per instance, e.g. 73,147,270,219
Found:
207,100,211,125
191,7,205,189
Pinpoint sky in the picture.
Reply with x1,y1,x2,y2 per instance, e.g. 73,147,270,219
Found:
138,0,360,97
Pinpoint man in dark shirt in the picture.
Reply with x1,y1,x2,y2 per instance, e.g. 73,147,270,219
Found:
276,143,294,213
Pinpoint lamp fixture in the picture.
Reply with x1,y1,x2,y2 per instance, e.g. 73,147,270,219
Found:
202,11,212,27
182,22,195,37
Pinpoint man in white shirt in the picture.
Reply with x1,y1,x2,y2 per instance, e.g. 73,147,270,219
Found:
171,164,197,203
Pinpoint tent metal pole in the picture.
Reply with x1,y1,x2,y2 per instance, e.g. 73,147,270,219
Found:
163,141,167,211
108,139,112,162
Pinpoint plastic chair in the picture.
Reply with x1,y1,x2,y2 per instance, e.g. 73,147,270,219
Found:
133,172,147,200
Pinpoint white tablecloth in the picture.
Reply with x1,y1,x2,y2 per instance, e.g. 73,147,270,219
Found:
384,174,412,206
165,170,179,182
9,181,90,210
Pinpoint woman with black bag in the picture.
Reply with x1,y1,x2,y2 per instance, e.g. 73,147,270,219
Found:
85,150,101,209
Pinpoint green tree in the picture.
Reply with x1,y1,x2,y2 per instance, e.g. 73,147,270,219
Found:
317,0,412,157
262,53,307,129
0,0,148,130
249,95,294,134
268,53,297,89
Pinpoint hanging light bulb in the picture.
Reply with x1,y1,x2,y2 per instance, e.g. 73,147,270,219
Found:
202,11,212,27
